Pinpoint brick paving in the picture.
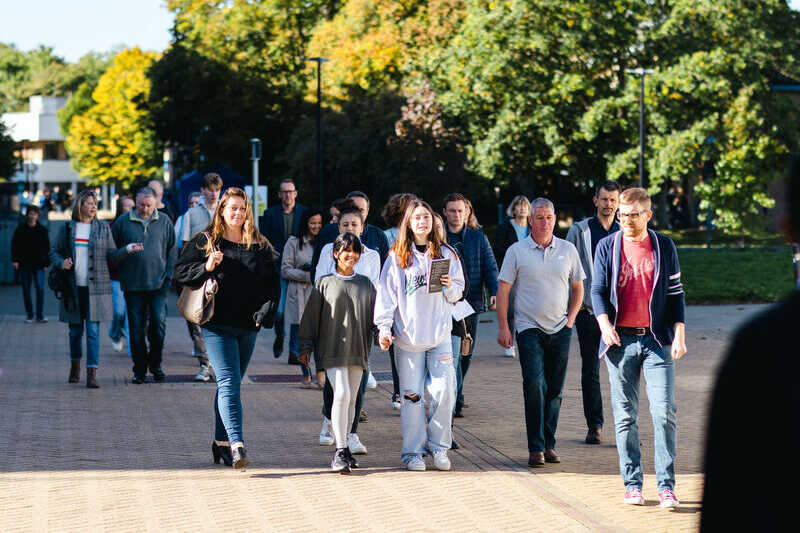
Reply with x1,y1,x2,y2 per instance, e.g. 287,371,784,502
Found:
0,300,768,532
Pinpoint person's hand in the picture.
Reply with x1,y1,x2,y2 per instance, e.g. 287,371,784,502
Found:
440,274,451,288
671,338,687,360
489,295,496,310
62,257,73,270
205,250,223,272
379,332,394,351
599,323,620,349
497,325,513,348
12,262,18,270
126,242,144,253
566,317,575,328
301,263,311,272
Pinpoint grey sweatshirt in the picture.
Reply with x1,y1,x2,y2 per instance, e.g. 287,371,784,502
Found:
112,210,177,292
298,273,376,371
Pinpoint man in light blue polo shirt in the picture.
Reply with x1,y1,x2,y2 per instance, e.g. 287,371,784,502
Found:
496,197,585,467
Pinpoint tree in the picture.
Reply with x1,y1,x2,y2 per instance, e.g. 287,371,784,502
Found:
65,48,161,187
0,121,18,179
57,51,116,135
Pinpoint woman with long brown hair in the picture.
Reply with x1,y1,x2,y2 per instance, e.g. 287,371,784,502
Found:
174,188,280,469
374,199,465,471
50,189,121,388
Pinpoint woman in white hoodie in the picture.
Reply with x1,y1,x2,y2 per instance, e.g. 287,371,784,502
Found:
375,199,465,471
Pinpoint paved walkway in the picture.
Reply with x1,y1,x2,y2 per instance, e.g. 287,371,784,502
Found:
0,296,769,532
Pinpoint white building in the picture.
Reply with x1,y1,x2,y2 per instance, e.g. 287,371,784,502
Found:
1,95,84,195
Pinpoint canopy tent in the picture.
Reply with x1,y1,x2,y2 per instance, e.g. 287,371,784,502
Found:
176,164,249,213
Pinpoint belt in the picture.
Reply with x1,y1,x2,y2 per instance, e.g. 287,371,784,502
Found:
616,326,651,337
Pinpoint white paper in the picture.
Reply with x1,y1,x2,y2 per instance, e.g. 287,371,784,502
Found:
451,300,475,321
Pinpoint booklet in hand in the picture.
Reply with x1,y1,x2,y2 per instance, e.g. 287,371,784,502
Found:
427,258,451,293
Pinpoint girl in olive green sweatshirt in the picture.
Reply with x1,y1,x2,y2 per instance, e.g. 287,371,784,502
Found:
299,233,376,473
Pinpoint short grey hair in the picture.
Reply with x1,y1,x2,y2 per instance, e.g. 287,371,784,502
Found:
136,186,156,199
530,197,555,212
506,195,530,218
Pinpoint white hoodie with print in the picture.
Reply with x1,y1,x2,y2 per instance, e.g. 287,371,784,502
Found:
374,244,465,352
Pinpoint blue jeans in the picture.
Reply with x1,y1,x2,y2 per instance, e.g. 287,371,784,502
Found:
125,288,168,378
70,320,100,368
20,268,45,319
274,277,288,339
202,324,258,445
108,280,131,356
450,313,478,411
516,326,572,452
289,323,311,378
605,334,677,491
395,338,456,460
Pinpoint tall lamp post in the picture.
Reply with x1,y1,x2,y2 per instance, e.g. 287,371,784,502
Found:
305,56,329,208
250,138,262,215
626,68,654,187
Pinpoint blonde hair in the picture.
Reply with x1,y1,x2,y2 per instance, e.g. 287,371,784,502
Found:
506,195,530,218
201,187,267,255
392,200,445,269
620,188,652,210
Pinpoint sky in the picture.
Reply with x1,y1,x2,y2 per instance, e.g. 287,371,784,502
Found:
2,0,174,62
2,0,800,63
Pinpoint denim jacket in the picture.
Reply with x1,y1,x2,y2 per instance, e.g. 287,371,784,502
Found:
591,229,685,356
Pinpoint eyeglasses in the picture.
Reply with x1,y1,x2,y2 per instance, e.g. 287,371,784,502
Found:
278,189,296,195
617,210,648,221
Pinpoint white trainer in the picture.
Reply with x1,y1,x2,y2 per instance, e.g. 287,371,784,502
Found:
433,450,451,471
405,455,426,471
319,418,334,446
391,396,401,410
367,372,377,389
111,338,124,352
347,433,367,455
504,345,516,357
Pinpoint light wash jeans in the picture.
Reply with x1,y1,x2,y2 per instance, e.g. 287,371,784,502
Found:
395,338,456,461
108,280,131,357
202,324,258,445
605,333,677,491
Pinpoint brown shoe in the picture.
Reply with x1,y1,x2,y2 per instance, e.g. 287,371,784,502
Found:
86,368,99,389
68,361,80,383
528,451,545,467
585,426,602,445
544,449,560,463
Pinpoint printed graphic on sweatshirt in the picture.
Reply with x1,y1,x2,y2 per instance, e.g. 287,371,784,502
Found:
617,254,654,289
406,273,427,296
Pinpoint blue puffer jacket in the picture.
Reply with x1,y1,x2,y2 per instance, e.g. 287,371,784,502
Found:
447,227,498,313
591,229,685,356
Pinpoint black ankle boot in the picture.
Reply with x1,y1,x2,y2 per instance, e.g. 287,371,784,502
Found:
232,446,248,469
212,442,233,466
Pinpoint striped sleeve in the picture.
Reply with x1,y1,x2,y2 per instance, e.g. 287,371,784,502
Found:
668,271,684,296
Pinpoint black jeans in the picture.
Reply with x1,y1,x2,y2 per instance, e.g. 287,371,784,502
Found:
575,309,604,429
323,369,367,433
389,345,400,397
19,268,45,319
125,287,168,377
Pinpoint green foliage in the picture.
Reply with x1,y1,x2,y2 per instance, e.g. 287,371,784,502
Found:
0,121,18,179
65,48,161,187
57,51,115,134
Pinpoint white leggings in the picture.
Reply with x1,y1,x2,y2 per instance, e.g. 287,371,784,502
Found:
325,366,364,449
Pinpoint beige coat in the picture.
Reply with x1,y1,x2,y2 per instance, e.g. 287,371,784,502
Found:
281,235,314,324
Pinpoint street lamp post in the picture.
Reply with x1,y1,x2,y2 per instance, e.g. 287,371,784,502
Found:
626,68,654,188
305,57,330,208
250,138,262,215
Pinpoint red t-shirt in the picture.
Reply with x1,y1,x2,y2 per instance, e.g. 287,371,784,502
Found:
616,236,655,327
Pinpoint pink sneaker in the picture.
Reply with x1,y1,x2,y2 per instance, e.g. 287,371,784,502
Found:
624,488,645,505
658,489,680,508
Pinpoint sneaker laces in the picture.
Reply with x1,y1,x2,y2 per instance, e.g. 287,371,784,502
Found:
659,490,676,501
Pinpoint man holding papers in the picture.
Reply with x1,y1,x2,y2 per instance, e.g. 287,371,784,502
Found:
496,198,585,467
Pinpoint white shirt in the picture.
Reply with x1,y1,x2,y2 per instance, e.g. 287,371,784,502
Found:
316,242,380,288
74,222,91,287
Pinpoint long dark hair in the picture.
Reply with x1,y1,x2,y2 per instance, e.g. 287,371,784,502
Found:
295,208,324,250
332,232,363,259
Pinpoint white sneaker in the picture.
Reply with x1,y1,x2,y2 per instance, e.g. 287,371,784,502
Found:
391,394,401,410
347,433,367,455
367,372,377,389
405,455,426,471
319,418,334,446
504,345,516,357
433,450,451,471
111,338,124,352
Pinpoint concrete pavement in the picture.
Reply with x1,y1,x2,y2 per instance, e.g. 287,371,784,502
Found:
0,296,769,532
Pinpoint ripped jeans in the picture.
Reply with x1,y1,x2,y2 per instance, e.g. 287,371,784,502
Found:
394,338,456,461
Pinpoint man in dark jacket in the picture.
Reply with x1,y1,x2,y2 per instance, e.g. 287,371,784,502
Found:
11,205,50,323
591,187,686,509
443,193,499,417
258,178,308,358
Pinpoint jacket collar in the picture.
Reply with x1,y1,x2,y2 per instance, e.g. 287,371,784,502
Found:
129,209,159,225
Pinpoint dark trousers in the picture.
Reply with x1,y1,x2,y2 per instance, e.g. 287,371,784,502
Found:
20,268,45,319
455,313,478,409
389,345,400,397
125,288,168,378
575,309,604,429
323,369,367,433
186,320,208,366
517,326,572,452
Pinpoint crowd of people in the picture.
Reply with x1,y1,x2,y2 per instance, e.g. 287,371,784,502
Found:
12,172,694,508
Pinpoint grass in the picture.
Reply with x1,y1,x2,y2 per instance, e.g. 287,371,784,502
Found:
679,247,795,304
